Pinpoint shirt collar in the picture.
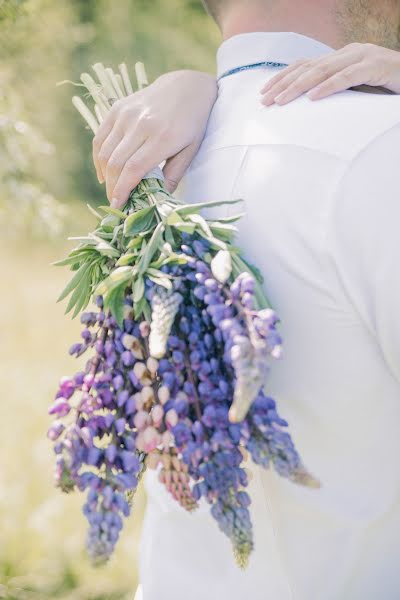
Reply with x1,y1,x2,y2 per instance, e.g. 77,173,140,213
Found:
217,32,334,79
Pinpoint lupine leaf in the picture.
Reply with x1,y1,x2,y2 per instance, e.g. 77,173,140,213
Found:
172,221,196,234
137,222,164,275
133,295,150,320
210,213,246,224
72,275,92,318
57,261,92,303
175,198,243,216
132,276,145,303
86,203,102,220
148,275,173,290
164,224,175,246
52,253,92,267
116,253,138,266
106,283,127,327
95,266,133,298
123,205,156,236
65,273,90,315
98,205,127,219
126,236,143,250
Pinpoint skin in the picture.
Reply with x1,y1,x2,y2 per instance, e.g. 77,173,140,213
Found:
261,43,400,105
93,0,400,207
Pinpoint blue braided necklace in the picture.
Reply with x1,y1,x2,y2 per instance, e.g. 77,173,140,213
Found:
218,61,288,81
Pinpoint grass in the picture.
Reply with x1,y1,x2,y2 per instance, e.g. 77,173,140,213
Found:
0,205,145,599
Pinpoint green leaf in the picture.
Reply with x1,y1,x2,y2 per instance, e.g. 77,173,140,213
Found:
209,222,238,241
148,275,173,290
197,229,227,251
137,222,164,275
57,261,91,303
100,214,121,230
98,205,127,219
210,213,246,224
65,271,90,316
166,210,183,226
52,252,93,267
164,224,175,246
86,203,102,220
172,221,196,234
116,253,138,266
133,295,150,321
132,276,145,303
126,236,143,250
187,213,213,237
146,267,173,278
175,198,243,216
105,284,127,328
95,240,120,258
71,275,91,318
123,205,156,236
95,266,133,297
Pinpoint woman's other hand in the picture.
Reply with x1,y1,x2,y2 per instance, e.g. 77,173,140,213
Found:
260,43,400,106
92,70,217,207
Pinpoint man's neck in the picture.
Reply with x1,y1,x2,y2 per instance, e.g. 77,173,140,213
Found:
220,1,343,49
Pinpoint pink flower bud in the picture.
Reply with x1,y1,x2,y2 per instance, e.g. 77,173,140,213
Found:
158,385,170,405
151,404,164,427
134,410,150,431
165,409,178,428
142,426,160,453
161,430,173,448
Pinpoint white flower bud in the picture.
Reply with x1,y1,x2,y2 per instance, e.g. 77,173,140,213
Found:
211,250,232,284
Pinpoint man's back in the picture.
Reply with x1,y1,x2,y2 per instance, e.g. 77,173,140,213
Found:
185,33,400,600
140,32,400,600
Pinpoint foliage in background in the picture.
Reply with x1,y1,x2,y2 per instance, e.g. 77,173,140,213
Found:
0,0,219,237
0,0,219,597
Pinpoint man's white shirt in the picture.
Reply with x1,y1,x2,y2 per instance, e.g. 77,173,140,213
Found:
139,32,400,600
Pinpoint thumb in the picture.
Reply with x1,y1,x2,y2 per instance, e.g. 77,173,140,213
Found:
162,142,199,193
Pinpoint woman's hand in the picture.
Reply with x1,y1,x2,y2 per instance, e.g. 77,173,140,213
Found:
92,70,217,207
260,43,400,106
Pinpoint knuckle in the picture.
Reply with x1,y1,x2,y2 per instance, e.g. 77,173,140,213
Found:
345,42,363,51
137,111,157,132
313,63,330,77
340,68,357,85
124,156,140,175
106,156,121,173
97,150,109,165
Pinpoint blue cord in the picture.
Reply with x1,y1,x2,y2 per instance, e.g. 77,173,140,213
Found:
218,61,288,81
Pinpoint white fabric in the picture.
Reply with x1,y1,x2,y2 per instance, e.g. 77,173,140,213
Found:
139,32,400,600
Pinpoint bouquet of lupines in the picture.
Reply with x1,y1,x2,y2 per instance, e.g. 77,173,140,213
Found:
48,61,320,568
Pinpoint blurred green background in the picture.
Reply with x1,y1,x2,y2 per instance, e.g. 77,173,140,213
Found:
0,1,219,598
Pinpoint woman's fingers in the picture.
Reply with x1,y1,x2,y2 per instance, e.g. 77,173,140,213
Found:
261,62,312,106
273,55,361,105
259,42,400,105
92,103,120,182
307,64,368,100
162,141,201,193
110,141,163,208
261,53,358,106
105,132,146,201
260,60,308,94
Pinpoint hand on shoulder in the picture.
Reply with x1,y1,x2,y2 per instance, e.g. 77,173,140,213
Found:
260,43,400,106
92,70,217,206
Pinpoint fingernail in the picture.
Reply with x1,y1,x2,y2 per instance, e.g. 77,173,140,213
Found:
307,88,320,100
111,197,119,208
261,96,274,107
